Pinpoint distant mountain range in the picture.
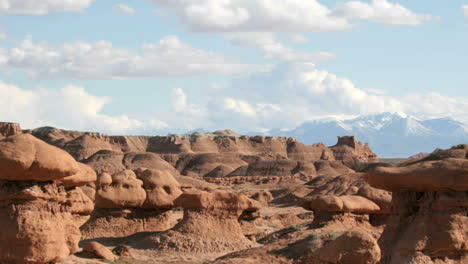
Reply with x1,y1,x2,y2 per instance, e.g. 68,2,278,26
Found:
252,113,468,158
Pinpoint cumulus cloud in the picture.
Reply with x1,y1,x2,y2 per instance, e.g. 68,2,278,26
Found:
113,4,136,15
225,32,335,63
2,36,265,79
0,81,167,134
148,0,351,32
0,0,94,15
147,0,430,32
168,63,468,132
332,0,432,26
463,5,468,17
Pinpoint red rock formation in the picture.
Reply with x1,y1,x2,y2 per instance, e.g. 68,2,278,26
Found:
142,190,262,255
365,157,468,263
29,127,378,172
81,168,182,238
0,122,22,138
0,134,96,264
330,136,378,169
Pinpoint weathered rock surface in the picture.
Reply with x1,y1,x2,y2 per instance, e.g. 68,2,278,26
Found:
365,158,468,191
0,134,96,264
365,155,468,263
313,229,381,264
140,190,262,255
330,136,379,169
0,122,22,138
82,241,116,260
28,126,378,181
301,195,381,214
82,168,182,238
0,134,81,181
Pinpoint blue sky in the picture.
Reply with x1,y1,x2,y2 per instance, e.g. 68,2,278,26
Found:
0,0,468,134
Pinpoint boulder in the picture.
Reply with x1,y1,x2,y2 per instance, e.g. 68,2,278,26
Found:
82,242,116,261
0,134,80,181
314,229,380,264
301,195,381,214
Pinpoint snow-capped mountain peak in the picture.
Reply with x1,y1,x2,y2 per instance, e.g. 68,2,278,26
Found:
260,112,468,157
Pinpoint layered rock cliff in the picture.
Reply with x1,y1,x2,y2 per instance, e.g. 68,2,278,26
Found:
24,125,378,180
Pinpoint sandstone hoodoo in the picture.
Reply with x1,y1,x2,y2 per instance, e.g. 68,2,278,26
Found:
0,122,22,139
330,136,379,169
81,168,182,238
364,157,468,264
0,134,96,264
0,122,395,263
142,189,262,255
300,194,382,229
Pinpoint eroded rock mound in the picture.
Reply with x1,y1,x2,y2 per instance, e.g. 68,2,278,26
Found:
0,134,96,264
301,194,382,230
365,157,468,264
81,168,182,238
142,190,262,255
331,136,379,169
311,229,381,264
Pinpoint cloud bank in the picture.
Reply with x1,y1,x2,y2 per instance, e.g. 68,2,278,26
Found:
169,63,468,132
2,61,467,135
0,0,94,15
0,82,167,134
1,36,265,79
148,0,431,32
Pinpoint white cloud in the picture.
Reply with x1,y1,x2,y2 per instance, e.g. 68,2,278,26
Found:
2,36,265,79
0,82,167,134
463,5,468,17
147,0,430,32
225,32,335,63
113,4,136,15
0,0,94,15
148,0,352,32
166,63,468,132
332,0,432,26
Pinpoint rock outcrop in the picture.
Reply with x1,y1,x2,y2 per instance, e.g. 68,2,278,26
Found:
365,157,468,264
301,195,381,229
0,122,22,139
143,190,262,255
0,134,96,264
331,136,379,169
27,126,378,181
311,229,381,264
81,168,182,238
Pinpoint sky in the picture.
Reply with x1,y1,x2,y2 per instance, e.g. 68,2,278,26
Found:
0,0,468,135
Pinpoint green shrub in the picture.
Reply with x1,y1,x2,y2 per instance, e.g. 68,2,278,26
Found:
323,232,341,241
307,232,320,241
452,144,468,150
288,224,301,232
